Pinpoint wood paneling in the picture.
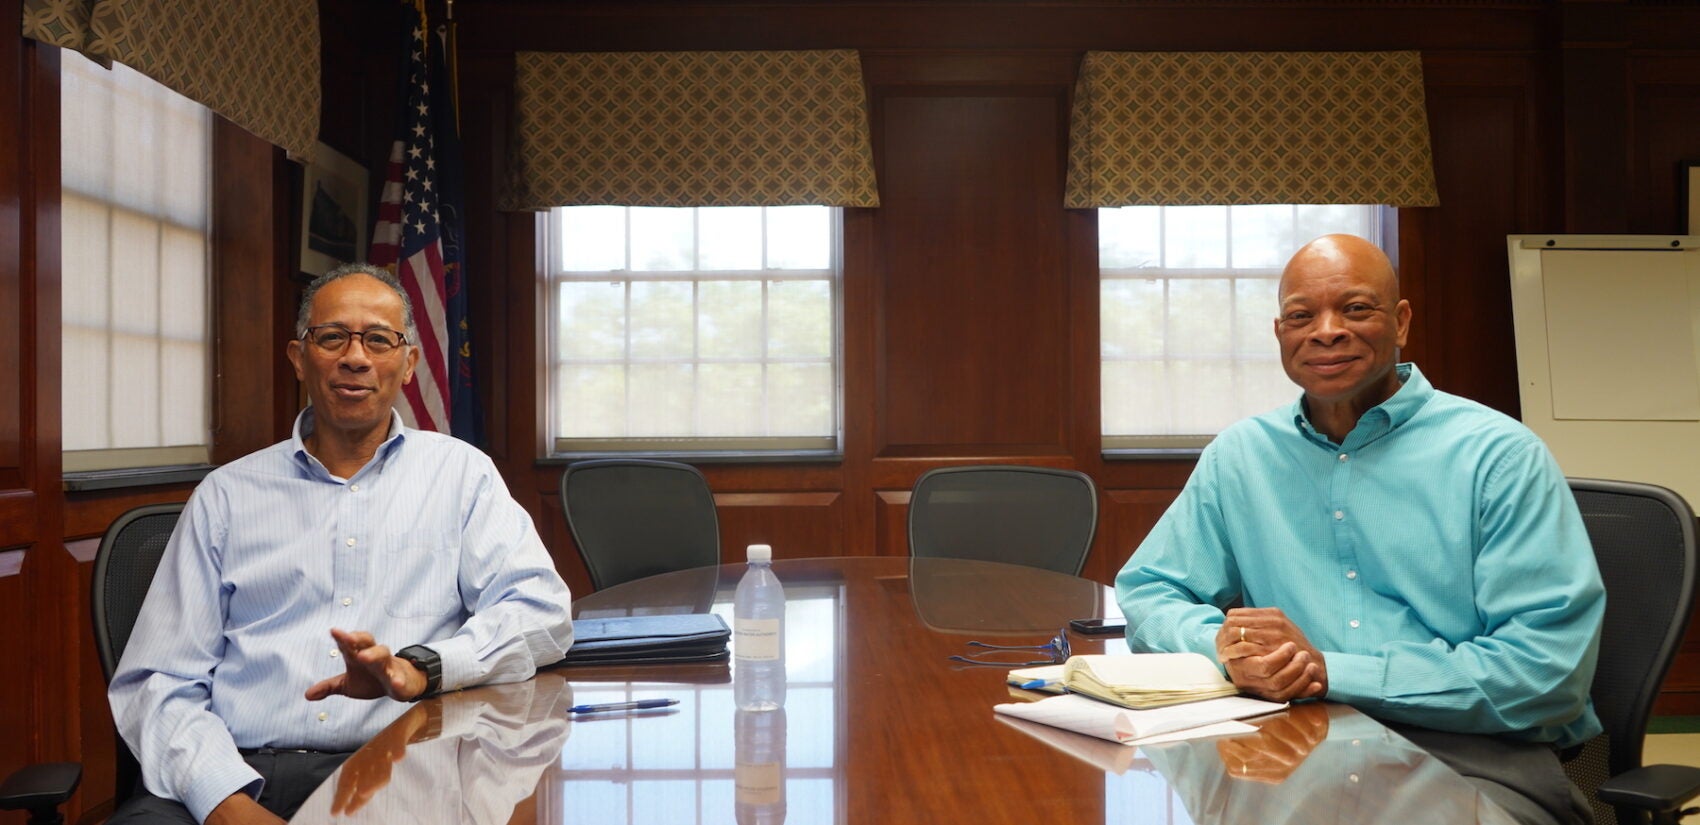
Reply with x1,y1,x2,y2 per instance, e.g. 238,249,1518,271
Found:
714,492,848,558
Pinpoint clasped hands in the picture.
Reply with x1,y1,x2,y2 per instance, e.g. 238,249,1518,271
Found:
1215,607,1328,703
304,627,429,703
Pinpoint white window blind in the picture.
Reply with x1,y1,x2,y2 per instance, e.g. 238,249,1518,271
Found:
1100,205,1382,450
547,205,841,455
61,57,212,471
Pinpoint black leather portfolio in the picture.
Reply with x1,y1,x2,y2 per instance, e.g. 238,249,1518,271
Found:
561,613,732,665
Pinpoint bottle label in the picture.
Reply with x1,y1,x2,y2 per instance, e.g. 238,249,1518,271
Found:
735,761,782,804
735,618,782,661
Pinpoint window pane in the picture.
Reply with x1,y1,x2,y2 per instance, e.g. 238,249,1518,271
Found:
1101,278,1164,359
1162,206,1227,269
1099,206,1161,270
1167,279,1231,358
698,280,762,359
1101,360,1168,436
629,207,694,271
557,365,626,438
767,206,830,269
699,207,763,270
1229,205,1294,269
558,281,627,360
629,281,694,359
698,364,763,436
767,280,830,358
628,363,694,435
559,205,627,271
767,363,833,436
1234,278,1280,358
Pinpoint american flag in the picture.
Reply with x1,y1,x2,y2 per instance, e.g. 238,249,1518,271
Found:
370,4,479,442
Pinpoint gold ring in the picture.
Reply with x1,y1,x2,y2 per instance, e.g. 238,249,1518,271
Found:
1239,626,1247,642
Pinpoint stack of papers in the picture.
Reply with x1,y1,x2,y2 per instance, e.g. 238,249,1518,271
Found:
1063,653,1240,709
994,693,1285,745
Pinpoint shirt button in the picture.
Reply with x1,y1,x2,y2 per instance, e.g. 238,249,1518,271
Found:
1334,510,1345,520
1346,570,1358,580
330,650,339,658
341,597,353,606
317,712,329,722
1349,773,1360,783
345,537,356,547
1338,453,1348,462
351,484,360,492
1349,619,1361,629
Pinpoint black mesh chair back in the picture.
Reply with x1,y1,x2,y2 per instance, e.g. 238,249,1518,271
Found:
907,465,1098,576
89,501,185,807
1564,479,1698,825
560,459,721,591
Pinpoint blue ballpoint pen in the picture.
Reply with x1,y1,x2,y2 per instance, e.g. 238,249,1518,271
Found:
569,698,680,714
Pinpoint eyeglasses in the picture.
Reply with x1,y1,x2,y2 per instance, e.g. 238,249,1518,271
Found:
301,324,408,356
947,628,1071,668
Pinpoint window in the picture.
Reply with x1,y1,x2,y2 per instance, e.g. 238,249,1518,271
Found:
60,57,213,472
546,205,841,455
1100,205,1383,450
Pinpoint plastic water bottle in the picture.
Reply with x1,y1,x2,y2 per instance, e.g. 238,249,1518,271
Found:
735,707,787,825
734,543,786,711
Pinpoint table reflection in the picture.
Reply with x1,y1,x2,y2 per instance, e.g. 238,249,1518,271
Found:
1139,704,1519,825
291,670,573,824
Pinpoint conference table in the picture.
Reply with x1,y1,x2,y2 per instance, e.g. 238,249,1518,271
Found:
288,557,1518,825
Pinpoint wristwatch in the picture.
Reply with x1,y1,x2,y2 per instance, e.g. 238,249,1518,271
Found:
394,645,443,701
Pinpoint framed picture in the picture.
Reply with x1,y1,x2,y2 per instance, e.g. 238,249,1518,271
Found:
1685,161,1700,236
299,142,369,277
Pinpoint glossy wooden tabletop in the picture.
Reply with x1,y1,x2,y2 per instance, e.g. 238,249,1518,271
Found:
289,557,1516,825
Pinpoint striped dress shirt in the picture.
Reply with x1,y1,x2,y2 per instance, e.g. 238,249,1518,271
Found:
1117,363,1604,748
108,409,574,822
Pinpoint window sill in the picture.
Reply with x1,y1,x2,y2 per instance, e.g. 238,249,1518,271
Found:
539,450,844,467
1101,447,1204,461
63,464,214,492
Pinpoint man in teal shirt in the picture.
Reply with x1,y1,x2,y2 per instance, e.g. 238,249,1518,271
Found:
1117,234,1602,825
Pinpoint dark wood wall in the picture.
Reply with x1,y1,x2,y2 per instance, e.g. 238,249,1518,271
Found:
4,1,1700,821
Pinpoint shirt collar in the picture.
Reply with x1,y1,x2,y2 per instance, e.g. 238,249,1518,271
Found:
290,406,409,477
1290,362,1431,449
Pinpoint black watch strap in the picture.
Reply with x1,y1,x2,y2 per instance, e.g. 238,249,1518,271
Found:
395,645,443,701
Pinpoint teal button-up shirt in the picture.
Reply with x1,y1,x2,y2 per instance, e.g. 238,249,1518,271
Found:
1116,363,1604,747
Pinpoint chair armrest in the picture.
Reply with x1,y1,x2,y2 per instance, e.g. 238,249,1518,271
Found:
0,761,82,812
1598,763,1700,813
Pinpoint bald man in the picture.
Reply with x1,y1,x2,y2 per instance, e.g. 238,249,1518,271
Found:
1116,235,1602,825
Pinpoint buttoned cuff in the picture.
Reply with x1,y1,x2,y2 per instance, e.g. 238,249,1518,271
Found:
184,765,263,824
1320,651,1385,707
428,634,479,694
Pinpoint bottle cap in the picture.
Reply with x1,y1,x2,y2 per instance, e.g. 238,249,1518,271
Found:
746,544,772,563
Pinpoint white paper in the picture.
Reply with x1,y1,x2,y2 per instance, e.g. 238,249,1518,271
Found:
993,693,1285,745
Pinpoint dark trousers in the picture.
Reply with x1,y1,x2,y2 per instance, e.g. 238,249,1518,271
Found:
1391,724,1594,825
106,750,350,824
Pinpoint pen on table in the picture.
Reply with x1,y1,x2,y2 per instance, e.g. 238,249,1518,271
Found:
569,699,680,714
1017,679,1059,691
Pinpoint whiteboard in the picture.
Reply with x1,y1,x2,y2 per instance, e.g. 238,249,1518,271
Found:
1507,236,1700,510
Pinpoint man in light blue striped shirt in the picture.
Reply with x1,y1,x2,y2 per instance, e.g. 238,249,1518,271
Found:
108,264,574,825
1117,235,1602,825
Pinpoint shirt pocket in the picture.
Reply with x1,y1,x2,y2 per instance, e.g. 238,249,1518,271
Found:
380,529,463,618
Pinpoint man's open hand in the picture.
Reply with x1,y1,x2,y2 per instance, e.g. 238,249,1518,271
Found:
304,628,427,702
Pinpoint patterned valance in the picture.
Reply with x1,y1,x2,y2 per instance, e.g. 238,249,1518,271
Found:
502,49,880,210
1065,51,1438,208
22,0,320,162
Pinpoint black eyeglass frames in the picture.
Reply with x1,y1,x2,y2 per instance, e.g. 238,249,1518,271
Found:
947,627,1072,668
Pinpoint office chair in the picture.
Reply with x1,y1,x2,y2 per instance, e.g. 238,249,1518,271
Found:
907,465,1098,576
0,502,184,824
1564,479,1700,825
560,459,721,591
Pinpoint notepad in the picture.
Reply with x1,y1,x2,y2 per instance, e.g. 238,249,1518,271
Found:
1062,653,1240,709
993,693,1285,745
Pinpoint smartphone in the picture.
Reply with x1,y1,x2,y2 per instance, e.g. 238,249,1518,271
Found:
1069,617,1127,636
